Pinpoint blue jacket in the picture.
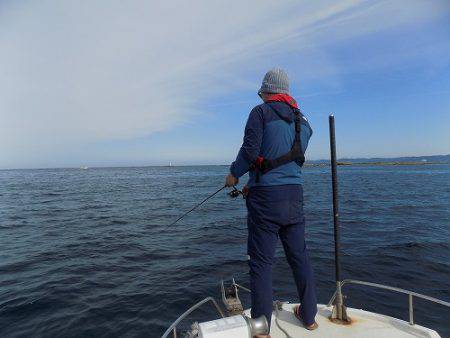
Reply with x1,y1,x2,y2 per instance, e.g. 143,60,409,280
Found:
230,101,312,187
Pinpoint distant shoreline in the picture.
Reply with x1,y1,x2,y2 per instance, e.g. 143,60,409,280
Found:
2,162,450,171
305,161,448,167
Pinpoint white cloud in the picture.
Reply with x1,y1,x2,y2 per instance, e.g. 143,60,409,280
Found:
0,0,447,167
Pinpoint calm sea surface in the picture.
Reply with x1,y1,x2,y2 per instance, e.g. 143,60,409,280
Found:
0,165,449,337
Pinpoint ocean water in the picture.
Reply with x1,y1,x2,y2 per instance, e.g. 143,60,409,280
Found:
0,165,449,337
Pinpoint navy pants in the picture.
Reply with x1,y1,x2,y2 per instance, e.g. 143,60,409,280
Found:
246,184,317,327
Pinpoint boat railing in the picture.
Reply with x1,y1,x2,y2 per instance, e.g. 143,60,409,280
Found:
161,280,450,337
327,279,450,325
160,296,224,338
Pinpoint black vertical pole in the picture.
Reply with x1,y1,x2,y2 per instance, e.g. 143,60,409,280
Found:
329,114,349,322
329,114,341,283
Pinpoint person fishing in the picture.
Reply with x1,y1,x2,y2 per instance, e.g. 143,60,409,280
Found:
225,68,318,336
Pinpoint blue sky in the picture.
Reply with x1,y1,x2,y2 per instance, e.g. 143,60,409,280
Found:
1,0,449,169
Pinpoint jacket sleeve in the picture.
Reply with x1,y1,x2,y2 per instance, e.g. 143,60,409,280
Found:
230,107,264,178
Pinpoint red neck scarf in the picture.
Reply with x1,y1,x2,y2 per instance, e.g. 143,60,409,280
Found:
265,93,298,109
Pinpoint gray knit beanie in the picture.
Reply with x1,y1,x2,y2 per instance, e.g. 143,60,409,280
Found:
258,67,290,95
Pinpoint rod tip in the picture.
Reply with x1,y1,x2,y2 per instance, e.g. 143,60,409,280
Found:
330,113,334,117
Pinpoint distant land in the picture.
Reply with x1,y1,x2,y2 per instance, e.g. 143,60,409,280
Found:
307,154,450,166
2,155,450,170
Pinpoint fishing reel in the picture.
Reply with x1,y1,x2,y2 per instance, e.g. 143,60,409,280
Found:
228,186,246,199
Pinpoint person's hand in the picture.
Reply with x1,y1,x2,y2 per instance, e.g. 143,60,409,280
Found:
225,173,238,187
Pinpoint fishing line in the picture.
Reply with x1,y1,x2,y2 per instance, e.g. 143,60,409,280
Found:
168,185,244,226
169,185,221,226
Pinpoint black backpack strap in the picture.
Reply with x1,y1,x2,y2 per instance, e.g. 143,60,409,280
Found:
293,108,305,166
263,108,304,172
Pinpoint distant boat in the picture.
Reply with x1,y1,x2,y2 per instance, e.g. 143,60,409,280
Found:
80,166,88,170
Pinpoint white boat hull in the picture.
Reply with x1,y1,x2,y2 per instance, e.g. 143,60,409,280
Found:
243,303,441,338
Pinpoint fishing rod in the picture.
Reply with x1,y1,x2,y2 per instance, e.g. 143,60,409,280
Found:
169,185,244,226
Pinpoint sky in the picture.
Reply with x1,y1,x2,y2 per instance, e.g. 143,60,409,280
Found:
1,0,449,169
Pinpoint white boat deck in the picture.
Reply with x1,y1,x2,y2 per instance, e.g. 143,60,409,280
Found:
161,281,449,338
244,304,441,338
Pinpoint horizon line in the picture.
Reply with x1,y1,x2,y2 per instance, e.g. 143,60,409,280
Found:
1,153,449,171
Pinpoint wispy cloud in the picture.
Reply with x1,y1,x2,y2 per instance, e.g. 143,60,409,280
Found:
0,0,448,167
